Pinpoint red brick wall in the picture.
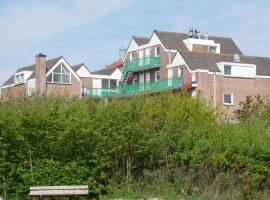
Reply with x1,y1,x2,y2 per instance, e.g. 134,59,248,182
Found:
46,74,80,96
196,72,270,114
1,84,27,98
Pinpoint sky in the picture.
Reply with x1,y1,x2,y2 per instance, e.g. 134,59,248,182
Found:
0,0,269,85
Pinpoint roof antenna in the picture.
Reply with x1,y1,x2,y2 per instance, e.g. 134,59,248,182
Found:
119,47,127,60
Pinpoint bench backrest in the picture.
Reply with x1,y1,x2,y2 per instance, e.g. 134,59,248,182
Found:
29,185,89,197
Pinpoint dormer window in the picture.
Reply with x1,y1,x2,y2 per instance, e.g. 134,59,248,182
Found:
209,46,217,53
15,73,24,84
47,63,71,84
224,65,232,75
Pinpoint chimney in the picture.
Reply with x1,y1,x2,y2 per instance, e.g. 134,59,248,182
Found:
35,53,47,93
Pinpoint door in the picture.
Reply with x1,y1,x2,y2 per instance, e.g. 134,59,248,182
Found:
139,72,144,84
139,72,145,92
145,48,150,65
168,68,173,87
145,72,151,91
139,50,144,66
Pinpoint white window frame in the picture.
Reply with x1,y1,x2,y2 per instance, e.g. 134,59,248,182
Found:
15,73,24,85
154,46,160,57
47,63,71,84
223,93,234,106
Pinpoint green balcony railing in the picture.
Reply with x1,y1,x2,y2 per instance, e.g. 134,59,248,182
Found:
84,76,182,98
122,56,161,81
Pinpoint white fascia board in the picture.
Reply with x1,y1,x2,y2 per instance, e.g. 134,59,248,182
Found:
167,52,188,68
46,58,80,81
1,84,15,89
123,38,139,61
255,75,270,78
91,74,112,79
124,32,177,61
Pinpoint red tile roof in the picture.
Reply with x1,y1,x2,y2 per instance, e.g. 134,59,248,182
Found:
106,60,123,69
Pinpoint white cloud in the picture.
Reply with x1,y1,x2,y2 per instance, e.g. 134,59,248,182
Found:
0,0,129,54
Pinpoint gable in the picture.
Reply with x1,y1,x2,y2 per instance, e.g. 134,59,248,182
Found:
47,58,80,81
76,65,92,78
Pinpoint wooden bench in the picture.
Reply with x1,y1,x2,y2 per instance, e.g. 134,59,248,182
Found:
29,185,89,199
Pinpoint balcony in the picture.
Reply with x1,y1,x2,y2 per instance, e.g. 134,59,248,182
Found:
84,76,182,98
122,56,161,82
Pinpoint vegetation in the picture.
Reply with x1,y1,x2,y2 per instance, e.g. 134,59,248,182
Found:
0,93,269,200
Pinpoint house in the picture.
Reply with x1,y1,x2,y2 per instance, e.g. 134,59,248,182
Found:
1,54,81,98
0,54,123,98
85,29,270,114
83,66,122,97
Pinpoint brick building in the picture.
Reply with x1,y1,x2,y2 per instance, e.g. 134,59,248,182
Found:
0,54,122,98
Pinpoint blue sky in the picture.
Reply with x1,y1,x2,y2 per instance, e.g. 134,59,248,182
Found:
0,0,269,85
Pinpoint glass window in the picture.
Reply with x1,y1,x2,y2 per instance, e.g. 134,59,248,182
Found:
155,71,160,81
224,93,233,105
15,74,24,84
46,73,52,82
102,79,109,89
155,46,160,56
53,73,61,83
110,79,117,89
209,46,216,53
54,65,61,73
47,63,71,84
130,52,136,60
178,67,183,77
224,65,231,75
62,74,70,84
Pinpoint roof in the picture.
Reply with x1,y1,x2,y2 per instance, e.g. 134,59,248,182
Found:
153,30,243,55
92,68,116,76
179,50,270,76
106,60,123,69
2,56,62,87
72,63,84,72
133,36,151,46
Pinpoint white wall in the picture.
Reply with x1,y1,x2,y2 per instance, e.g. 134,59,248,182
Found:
92,79,102,88
76,66,92,78
27,78,36,96
110,68,122,80
183,38,220,53
217,62,256,78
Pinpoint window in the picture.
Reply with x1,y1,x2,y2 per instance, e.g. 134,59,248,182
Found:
130,52,136,60
110,79,117,89
224,65,232,75
178,66,183,77
192,73,197,83
155,71,160,81
46,63,71,84
155,46,160,56
224,93,233,105
102,79,109,89
15,74,24,84
209,46,217,53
